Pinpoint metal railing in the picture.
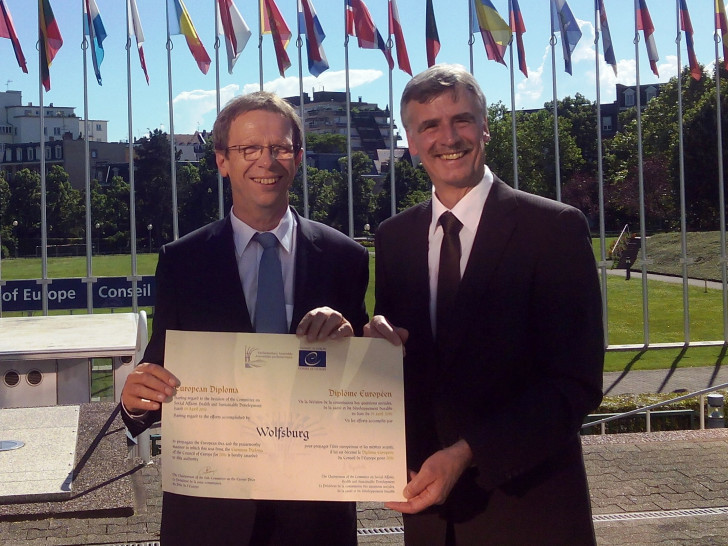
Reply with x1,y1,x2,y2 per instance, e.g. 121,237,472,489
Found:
583,381,728,435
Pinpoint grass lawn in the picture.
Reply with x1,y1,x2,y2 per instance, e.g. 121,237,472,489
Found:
3,238,727,376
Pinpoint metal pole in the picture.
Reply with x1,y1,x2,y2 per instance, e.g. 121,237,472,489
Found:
595,4,608,347
675,0,690,344
166,0,178,241
126,0,139,312
214,0,224,220
82,0,95,314
715,22,728,341
635,0,650,346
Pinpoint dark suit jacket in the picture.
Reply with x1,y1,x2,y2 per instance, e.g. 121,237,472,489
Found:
122,208,369,545
374,177,604,545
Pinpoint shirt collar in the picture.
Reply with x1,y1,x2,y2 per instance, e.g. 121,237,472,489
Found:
231,207,295,259
430,165,493,236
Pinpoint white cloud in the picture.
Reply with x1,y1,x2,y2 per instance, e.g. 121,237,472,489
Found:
169,70,384,134
515,45,549,107
242,69,384,97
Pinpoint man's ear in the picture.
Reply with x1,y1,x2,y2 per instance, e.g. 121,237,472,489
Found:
215,150,229,178
483,117,491,144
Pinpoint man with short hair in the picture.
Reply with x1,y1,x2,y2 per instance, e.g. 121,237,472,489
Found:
120,91,368,545
366,64,604,545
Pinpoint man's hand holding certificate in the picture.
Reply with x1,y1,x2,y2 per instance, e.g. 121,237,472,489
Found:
161,331,407,502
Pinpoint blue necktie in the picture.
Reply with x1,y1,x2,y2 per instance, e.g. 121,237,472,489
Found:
253,232,287,333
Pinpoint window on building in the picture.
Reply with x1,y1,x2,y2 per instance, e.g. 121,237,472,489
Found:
53,127,61,136
26,147,33,161
602,116,613,132
45,146,51,160
16,148,22,161
646,86,657,102
54,145,62,159
624,89,635,107
96,123,102,131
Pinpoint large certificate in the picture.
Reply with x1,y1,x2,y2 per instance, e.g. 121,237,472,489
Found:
161,330,407,502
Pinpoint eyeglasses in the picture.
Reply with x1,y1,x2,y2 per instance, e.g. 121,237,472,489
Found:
226,144,297,161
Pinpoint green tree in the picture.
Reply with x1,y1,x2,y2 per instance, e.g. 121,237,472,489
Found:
135,129,174,246
332,152,376,235
0,171,11,257
307,133,347,153
8,169,41,255
46,165,83,240
373,160,431,226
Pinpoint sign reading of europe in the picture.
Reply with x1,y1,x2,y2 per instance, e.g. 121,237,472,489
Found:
0,276,156,311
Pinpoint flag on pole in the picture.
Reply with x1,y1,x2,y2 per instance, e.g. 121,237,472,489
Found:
596,0,617,75
167,0,211,74
470,0,511,66
550,0,581,75
425,0,440,67
718,0,728,69
389,0,411,75
83,0,107,85
636,0,659,77
298,0,328,76
218,0,251,74
0,0,27,73
128,0,149,83
345,0,393,68
679,0,700,80
509,0,527,77
39,0,63,91
261,0,292,77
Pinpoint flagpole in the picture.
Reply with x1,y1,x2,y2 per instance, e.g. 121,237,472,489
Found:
595,3,608,347
715,17,727,340
214,0,224,220
387,35,395,217
126,0,139,312
166,0,179,241
550,12,561,202
82,0,95,314
344,31,353,238
675,0,690,343
296,7,309,219
634,0,650,346
258,0,264,90
508,37,518,190
38,4,49,316
468,0,474,74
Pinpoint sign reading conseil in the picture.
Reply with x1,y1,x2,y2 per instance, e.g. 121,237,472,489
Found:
0,276,156,311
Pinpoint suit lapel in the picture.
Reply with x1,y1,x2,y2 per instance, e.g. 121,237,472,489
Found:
291,209,319,333
211,215,254,332
444,178,519,352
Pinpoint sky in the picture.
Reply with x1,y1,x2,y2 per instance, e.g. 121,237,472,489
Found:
1,0,725,145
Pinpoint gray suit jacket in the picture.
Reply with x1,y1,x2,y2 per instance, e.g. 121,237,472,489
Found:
374,177,604,544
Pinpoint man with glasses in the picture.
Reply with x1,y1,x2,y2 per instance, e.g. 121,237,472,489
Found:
120,91,368,545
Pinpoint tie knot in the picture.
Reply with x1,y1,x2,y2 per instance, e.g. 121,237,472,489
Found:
254,232,278,249
439,212,462,236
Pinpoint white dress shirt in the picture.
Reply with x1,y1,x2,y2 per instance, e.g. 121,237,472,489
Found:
230,207,297,330
428,166,494,335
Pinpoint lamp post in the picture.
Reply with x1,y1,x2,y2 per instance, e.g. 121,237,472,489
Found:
147,224,153,254
95,222,101,255
12,221,18,258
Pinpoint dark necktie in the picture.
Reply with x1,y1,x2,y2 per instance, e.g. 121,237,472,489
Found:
436,211,463,338
253,232,287,333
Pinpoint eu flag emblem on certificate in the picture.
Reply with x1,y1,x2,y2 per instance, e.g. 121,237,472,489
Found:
299,350,326,368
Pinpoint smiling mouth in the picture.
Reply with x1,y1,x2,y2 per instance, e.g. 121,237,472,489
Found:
437,150,468,160
254,177,278,185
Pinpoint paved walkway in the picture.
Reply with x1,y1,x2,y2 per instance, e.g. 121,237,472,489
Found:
3,368,728,545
